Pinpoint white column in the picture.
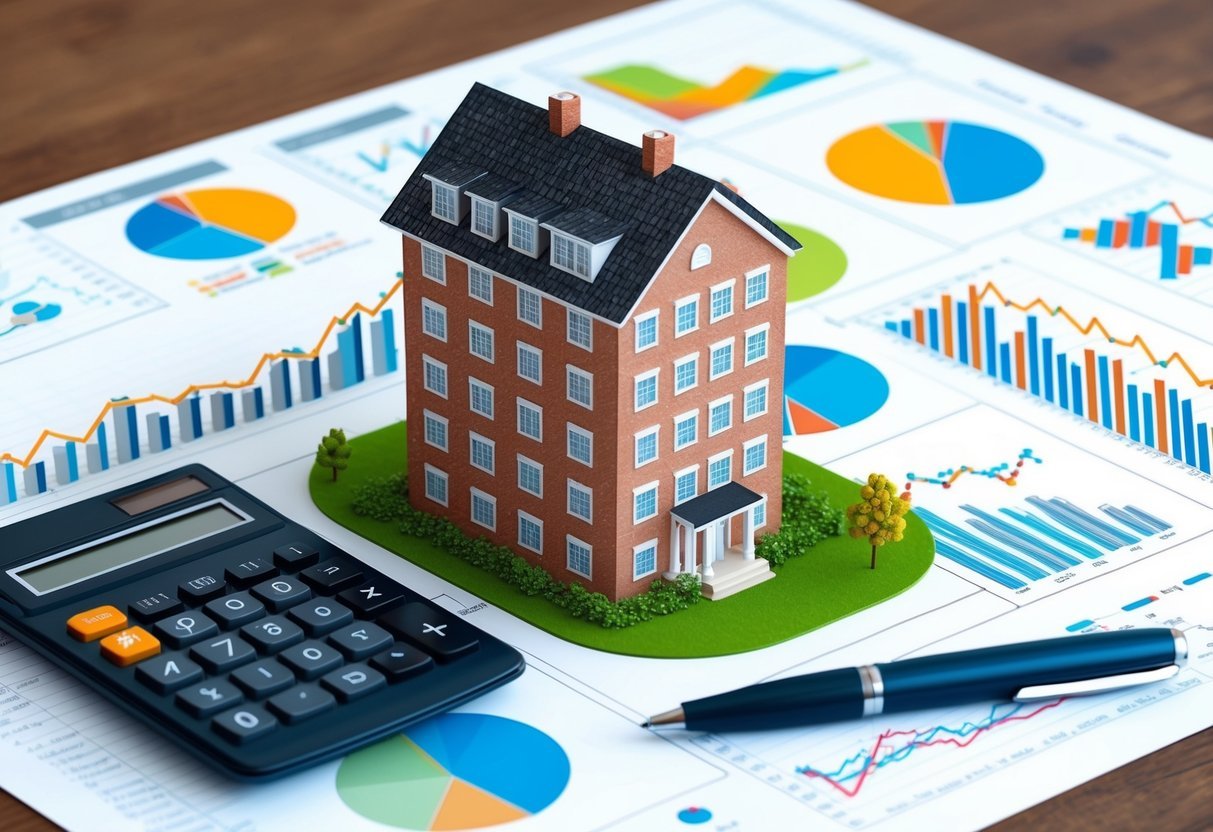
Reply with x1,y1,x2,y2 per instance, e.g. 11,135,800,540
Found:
666,517,682,578
687,526,698,574
701,524,715,578
743,506,756,560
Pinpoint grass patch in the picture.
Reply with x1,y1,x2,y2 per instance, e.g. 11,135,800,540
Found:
310,421,934,658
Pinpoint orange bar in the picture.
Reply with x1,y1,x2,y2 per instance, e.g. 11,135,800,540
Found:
1155,379,1169,454
1080,228,1097,242
1112,359,1126,435
1179,245,1195,275
1084,350,1099,423
913,309,926,345
1014,332,1027,389
941,294,955,358
1147,222,1161,246
1112,220,1130,248
968,284,982,371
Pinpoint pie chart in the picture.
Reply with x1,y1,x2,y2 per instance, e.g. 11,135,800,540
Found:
125,188,296,260
335,713,570,830
826,120,1044,205
783,345,888,435
778,221,847,302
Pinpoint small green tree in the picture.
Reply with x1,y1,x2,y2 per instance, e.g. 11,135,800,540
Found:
846,473,910,569
315,428,352,482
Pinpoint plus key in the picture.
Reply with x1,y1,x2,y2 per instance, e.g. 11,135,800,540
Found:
378,603,478,661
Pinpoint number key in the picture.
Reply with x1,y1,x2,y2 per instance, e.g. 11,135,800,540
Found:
241,616,304,654
289,598,353,636
231,659,295,699
213,705,278,744
328,622,392,660
136,652,204,694
153,611,219,649
204,591,266,628
279,640,343,680
191,635,256,673
273,542,319,569
321,663,386,702
250,576,311,612
176,679,243,718
300,560,363,593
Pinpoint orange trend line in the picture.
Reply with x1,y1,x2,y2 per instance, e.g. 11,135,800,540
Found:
2,279,403,468
969,280,1213,391
1158,202,1213,226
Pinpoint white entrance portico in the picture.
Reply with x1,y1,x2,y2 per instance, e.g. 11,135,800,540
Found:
665,482,774,599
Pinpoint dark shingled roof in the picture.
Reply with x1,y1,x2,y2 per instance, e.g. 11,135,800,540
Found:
671,482,764,529
545,207,630,244
423,160,485,188
464,173,522,203
382,83,799,324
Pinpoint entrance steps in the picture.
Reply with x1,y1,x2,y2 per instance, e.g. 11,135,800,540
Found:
699,550,774,600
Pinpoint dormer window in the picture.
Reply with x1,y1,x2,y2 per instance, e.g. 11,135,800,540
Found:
472,198,497,238
510,215,538,255
542,208,626,282
423,162,485,226
465,174,521,243
553,233,591,279
432,183,459,223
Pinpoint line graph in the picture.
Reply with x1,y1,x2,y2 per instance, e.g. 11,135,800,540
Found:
906,448,1042,491
1061,200,1213,281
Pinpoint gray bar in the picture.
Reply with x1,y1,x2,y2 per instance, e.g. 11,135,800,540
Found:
298,361,318,402
147,414,166,453
0,480,12,506
53,447,71,485
273,106,410,152
113,406,134,464
210,393,228,432
241,389,260,422
86,443,104,474
177,397,200,442
270,361,287,411
370,318,389,376
23,161,228,229
23,466,41,496
327,351,345,392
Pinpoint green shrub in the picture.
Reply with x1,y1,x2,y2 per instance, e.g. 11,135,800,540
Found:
756,474,844,566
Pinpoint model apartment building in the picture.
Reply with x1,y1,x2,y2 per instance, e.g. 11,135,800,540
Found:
382,84,800,601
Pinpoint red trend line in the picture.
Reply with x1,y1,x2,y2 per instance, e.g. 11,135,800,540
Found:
1155,201,1213,226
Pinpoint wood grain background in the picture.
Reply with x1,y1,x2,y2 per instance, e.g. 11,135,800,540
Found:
2,0,1211,829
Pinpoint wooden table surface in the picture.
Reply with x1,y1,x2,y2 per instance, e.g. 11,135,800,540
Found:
2,0,1212,828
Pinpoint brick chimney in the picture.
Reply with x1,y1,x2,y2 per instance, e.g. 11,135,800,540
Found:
642,130,675,177
548,92,581,137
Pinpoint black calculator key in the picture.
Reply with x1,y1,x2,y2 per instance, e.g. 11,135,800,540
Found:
154,611,219,648
213,704,278,744
204,592,266,628
370,643,434,682
231,659,295,699
177,679,244,718
129,592,184,623
226,558,278,588
241,616,305,654
328,622,393,660
267,683,335,724
191,634,257,673
178,574,226,604
273,542,319,569
250,576,312,612
321,664,386,702
279,641,343,680
338,582,405,616
288,598,353,636
379,603,479,661
300,560,363,593
136,652,204,694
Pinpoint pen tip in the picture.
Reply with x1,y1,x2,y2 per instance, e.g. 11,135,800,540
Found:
643,707,686,728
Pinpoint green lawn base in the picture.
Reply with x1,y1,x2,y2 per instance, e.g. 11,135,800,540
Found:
309,421,935,659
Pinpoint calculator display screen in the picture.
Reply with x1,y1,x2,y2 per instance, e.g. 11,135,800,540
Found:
13,501,249,595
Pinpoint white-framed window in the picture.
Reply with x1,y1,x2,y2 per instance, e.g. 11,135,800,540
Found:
690,243,712,270
754,495,768,529
469,377,494,419
567,309,592,351
673,410,698,450
744,380,769,421
431,183,458,223
470,488,496,530
517,287,542,328
674,466,698,505
674,295,699,337
469,321,495,363
708,450,732,488
421,299,447,342
567,535,592,579
709,339,734,380
567,480,592,523
422,410,448,451
422,355,447,398
510,215,537,255
421,245,446,284
709,280,735,322
517,455,543,498
635,310,659,352
472,198,497,238
633,482,658,524
566,366,593,409
635,369,659,411
469,432,495,475
423,464,448,506
674,353,698,394
708,395,733,436
567,424,593,466
468,266,493,305
552,233,591,279
517,511,543,554
743,435,768,475
745,323,770,365
745,266,770,308
633,540,658,580
635,425,659,468
517,399,542,441
517,343,542,384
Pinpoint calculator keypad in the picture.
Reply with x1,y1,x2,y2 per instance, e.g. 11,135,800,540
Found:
329,622,393,660
205,592,267,628
177,679,243,717
241,616,305,654
231,660,295,699
226,558,278,588
213,705,278,744
191,634,257,673
300,560,363,593
100,626,162,666
136,653,204,693
280,641,343,680
154,611,219,648
251,576,312,612
268,683,335,724
289,598,354,636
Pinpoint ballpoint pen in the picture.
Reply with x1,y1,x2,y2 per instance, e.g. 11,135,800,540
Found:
643,628,1187,732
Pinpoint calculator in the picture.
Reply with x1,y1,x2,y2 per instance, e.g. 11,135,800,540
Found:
0,465,525,779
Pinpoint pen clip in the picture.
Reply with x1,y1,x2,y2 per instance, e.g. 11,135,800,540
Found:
1013,664,1179,702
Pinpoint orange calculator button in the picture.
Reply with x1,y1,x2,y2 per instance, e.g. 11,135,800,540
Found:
99,626,161,667
66,605,128,642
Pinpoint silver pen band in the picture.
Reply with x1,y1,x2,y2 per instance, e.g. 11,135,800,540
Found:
858,664,884,717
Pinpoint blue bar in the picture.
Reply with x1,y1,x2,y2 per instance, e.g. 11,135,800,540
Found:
999,343,1012,384
1199,423,1211,474
1071,363,1083,417
1143,392,1155,447
962,506,1081,569
1160,223,1179,279
125,405,140,461
1169,389,1183,460
956,302,969,365
1027,316,1040,396
1057,353,1068,410
984,307,997,378
1182,398,1196,466
885,321,898,333
1127,385,1140,441
254,387,265,419
1128,211,1147,247
917,507,1048,581
1096,219,1115,247
2,463,15,503
1067,619,1096,632
352,313,365,384
1029,496,1138,548
223,393,235,428
927,308,940,351
97,422,109,471
66,443,79,482
190,396,203,438
278,360,293,409
1196,247,1213,266
1042,336,1054,403
1123,505,1171,532
1123,596,1155,612
1062,228,1080,240
309,359,322,400
900,320,912,338
381,308,399,373
158,415,171,450
1183,572,1211,586
1097,356,1113,429
935,539,1026,590
1000,508,1104,559
34,461,47,493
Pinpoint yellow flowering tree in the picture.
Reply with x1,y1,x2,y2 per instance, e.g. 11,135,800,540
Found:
846,473,910,569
